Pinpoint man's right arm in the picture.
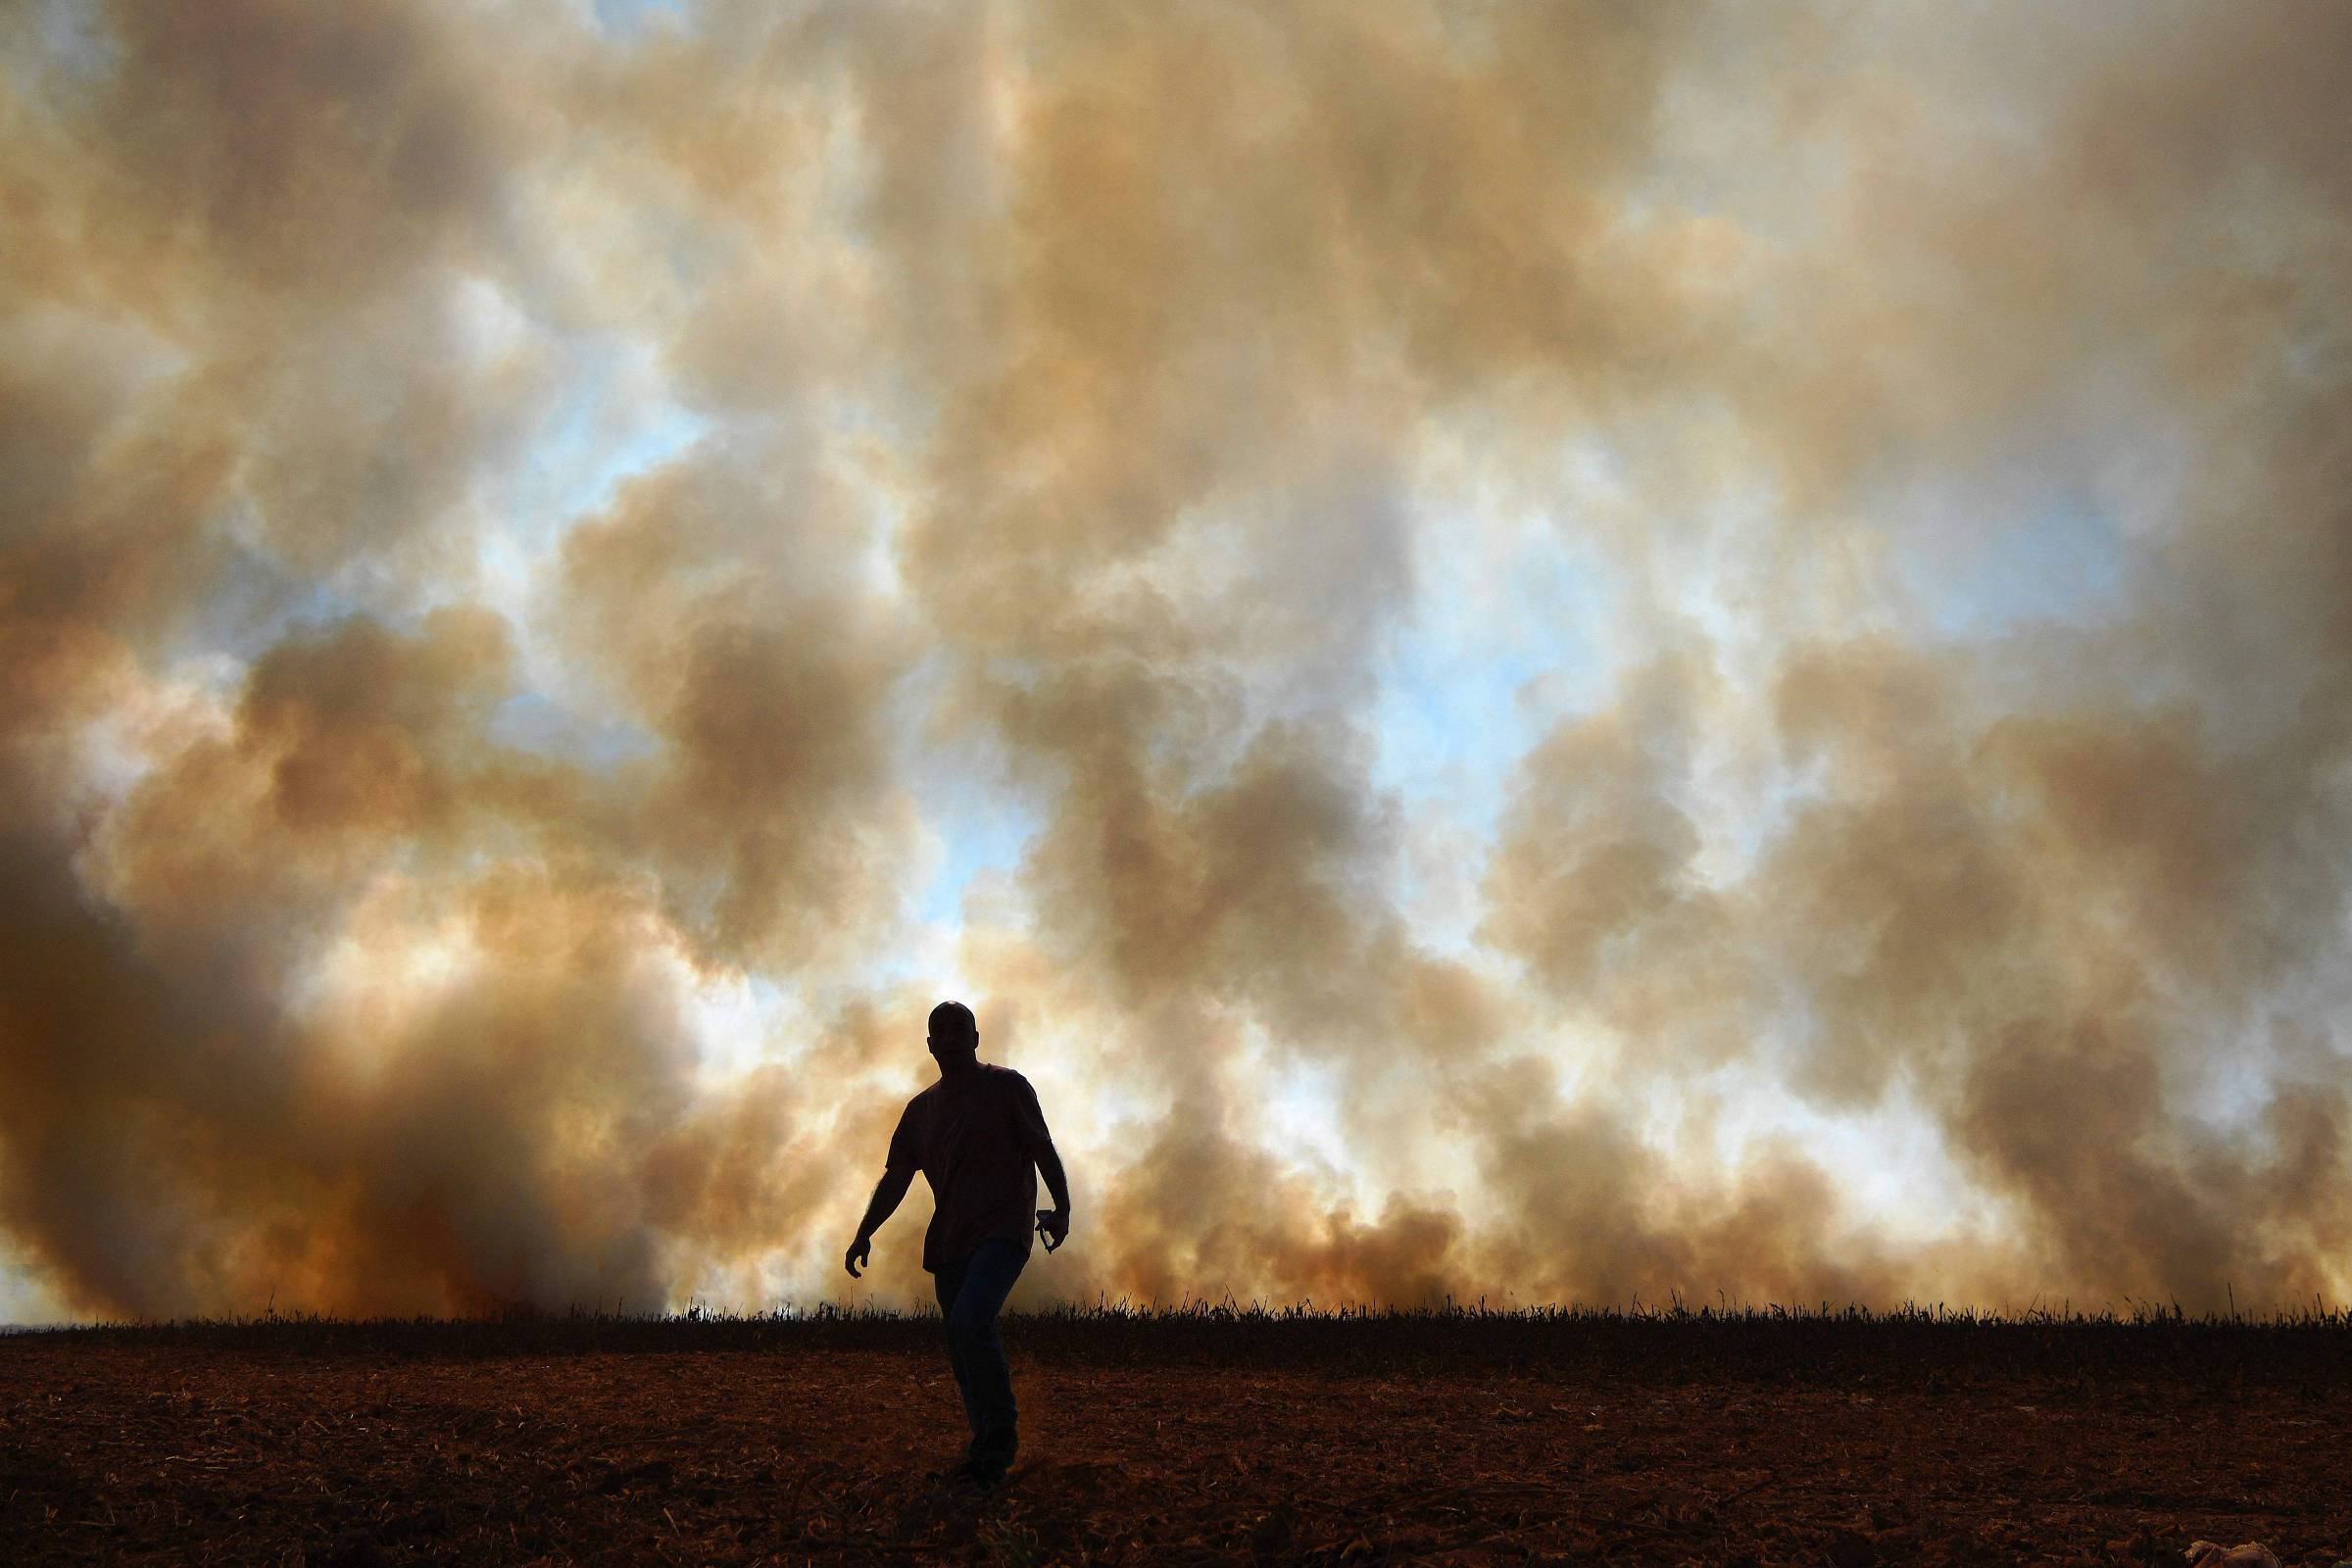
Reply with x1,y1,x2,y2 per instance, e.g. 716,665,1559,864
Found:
844,1167,913,1278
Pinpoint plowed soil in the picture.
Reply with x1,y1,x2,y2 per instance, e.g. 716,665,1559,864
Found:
3,1313,2347,1564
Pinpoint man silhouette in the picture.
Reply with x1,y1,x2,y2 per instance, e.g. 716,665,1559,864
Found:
844,1001,1071,1487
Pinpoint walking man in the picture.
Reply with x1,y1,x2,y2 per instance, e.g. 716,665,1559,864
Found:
844,1001,1071,1486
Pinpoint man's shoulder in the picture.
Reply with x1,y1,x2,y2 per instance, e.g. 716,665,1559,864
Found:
977,1062,1032,1092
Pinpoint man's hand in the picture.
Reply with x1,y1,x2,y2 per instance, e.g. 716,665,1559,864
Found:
844,1234,872,1278
1035,1207,1069,1252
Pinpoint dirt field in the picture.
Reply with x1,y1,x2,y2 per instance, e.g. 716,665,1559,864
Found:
3,1310,2347,1565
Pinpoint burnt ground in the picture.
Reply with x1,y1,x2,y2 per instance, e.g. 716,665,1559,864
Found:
1,1308,2347,1565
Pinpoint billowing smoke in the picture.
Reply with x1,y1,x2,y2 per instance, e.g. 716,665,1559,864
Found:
1,0,2346,1320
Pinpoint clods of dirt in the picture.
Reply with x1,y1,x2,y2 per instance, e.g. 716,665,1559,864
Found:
304,1533,390,1568
2189,1545,2283,1568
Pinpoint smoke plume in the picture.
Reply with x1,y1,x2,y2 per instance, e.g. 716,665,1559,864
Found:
1,0,2346,1319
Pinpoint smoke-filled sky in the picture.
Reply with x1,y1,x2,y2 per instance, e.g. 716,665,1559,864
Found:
3,0,2348,1323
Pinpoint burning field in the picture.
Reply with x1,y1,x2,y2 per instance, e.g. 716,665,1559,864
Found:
5,1308,2348,1565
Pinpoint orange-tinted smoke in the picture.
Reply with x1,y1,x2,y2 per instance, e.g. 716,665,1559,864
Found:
1,1,2347,1318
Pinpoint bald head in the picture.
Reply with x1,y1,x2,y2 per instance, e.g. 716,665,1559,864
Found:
927,1000,978,1059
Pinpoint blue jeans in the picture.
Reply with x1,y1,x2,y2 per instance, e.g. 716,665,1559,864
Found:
932,1237,1027,1469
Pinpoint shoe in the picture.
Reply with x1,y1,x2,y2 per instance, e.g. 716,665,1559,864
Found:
917,1457,1002,1486
933,1456,1007,1490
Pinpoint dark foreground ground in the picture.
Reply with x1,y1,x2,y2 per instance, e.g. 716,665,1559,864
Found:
3,1307,2347,1565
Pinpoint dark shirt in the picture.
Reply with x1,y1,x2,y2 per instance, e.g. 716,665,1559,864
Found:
886,1063,1054,1272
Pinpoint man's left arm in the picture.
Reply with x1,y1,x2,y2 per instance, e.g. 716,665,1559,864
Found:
1035,1141,1071,1249
1020,1077,1072,1250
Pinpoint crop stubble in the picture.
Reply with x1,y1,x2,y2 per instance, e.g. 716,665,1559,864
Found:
2,1310,2347,1564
